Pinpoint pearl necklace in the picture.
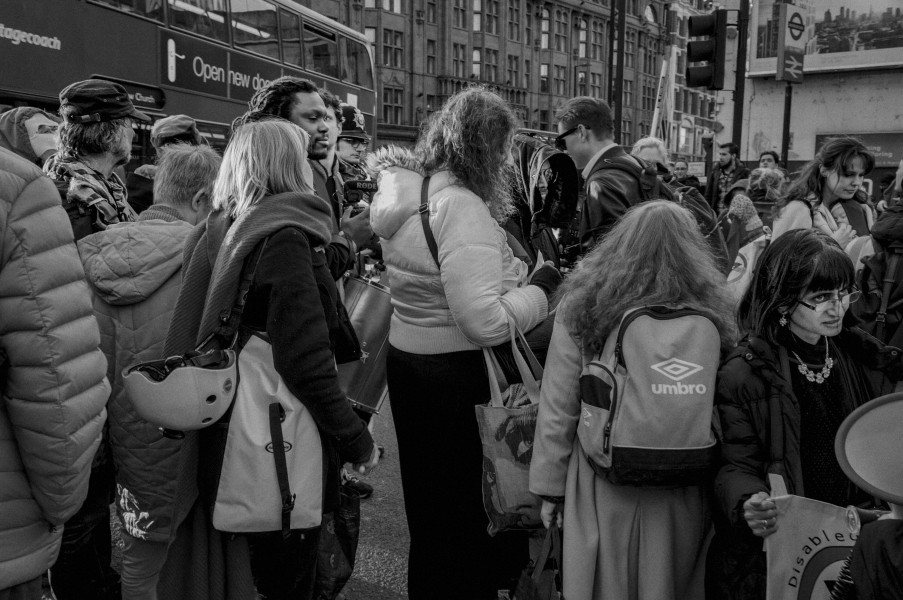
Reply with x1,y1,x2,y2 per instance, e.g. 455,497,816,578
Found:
791,339,833,384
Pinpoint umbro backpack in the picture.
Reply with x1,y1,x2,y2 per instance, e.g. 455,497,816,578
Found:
577,305,720,486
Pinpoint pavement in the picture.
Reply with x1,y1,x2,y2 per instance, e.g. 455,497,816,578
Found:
340,399,411,600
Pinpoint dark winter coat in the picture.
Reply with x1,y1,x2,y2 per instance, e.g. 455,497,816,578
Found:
708,328,903,600
706,162,751,212
579,145,645,251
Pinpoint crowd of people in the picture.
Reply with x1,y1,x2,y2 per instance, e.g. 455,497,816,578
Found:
1,77,903,600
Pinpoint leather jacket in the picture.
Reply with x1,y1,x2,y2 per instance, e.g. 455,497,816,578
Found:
579,145,644,251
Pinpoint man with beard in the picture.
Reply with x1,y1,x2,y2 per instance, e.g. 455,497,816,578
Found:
45,79,150,241
705,142,750,213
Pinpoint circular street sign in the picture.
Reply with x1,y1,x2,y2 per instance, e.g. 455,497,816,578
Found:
788,12,805,41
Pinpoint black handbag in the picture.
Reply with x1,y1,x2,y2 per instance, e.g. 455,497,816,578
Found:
313,484,362,600
513,524,563,600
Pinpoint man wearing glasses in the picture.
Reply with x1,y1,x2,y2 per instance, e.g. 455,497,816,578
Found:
336,103,371,183
554,97,643,252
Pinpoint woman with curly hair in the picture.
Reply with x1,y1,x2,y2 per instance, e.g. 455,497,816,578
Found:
368,87,561,599
772,136,875,259
530,200,736,599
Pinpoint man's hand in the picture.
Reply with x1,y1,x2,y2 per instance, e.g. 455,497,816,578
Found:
341,205,373,248
352,443,380,477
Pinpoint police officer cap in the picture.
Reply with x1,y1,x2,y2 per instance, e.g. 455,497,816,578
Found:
339,104,370,142
59,79,151,124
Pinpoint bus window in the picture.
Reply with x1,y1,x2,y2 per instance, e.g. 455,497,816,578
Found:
303,22,339,79
280,9,303,68
230,0,279,61
195,122,231,154
168,0,229,43
90,0,164,21
340,37,374,89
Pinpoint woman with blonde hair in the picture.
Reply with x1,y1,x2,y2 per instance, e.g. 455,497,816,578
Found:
530,200,736,599
368,87,560,599
161,117,377,600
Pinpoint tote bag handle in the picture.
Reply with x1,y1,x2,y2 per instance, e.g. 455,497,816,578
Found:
483,320,543,408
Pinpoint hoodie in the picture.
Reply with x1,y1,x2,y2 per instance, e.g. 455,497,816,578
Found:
368,147,548,354
0,107,60,165
78,205,194,543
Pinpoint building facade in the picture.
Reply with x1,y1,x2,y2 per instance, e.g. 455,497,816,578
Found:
304,0,682,147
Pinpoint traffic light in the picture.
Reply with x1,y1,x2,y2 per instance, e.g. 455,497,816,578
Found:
686,9,729,90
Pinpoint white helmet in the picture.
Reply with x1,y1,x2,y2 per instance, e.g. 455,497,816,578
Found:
122,350,237,431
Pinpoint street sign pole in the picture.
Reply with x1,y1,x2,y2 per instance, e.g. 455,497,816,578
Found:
781,81,793,168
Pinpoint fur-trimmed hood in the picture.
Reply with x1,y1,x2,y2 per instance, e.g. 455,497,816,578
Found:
368,146,429,239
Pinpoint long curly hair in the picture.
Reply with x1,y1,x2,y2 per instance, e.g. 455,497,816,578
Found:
415,86,518,221
560,201,737,355
776,136,875,217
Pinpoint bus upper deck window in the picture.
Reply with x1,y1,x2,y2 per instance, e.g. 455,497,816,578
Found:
91,0,164,21
340,38,374,89
168,0,228,43
230,0,279,61
303,23,339,79
280,9,303,67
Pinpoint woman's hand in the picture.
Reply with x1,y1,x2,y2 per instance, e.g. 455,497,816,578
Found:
540,499,563,529
744,491,778,538
530,262,562,297
832,223,856,248
352,443,380,477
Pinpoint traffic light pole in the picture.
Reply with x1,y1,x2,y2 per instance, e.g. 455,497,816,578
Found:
781,80,793,168
613,0,627,142
731,0,749,153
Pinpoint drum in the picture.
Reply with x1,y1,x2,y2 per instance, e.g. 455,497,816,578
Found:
336,275,392,414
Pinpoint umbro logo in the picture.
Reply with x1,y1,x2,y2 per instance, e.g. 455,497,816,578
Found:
650,358,703,382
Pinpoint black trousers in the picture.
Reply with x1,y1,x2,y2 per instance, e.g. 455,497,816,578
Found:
387,346,528,600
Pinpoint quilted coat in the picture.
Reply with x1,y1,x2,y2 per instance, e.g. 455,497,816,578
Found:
0,147,108,588
78,205,195,544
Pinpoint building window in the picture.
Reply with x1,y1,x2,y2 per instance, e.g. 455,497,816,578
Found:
383,86,403,124
525,2,533,45
577,18,588,58
539,110,549,130
427,39,437,74
485,49,499,82
554,9,567,52
382,0,402,13
453,0,467,28
508,0,520,41
473,48,482,78
540,8,549,49
382,29,404,67
590,72,602,97
427,0,436,22
426,94,440,114
592,19,604,60
485,0,499,34
365,0,375,7
621,118,632,145
554,64,567,95
507,54,519,85
622,79,633,107
453,42,466,77
577,71,587,96
473,0,482,31
625,30,635,68
524,59,531,88
540,62,549,92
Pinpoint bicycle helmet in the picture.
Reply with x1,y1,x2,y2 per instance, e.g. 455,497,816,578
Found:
122,349,238,430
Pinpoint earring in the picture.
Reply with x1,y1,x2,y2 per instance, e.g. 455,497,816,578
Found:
779,314,788,327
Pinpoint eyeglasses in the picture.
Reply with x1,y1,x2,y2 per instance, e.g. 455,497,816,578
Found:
554,126,580,151
797,289,862,313
340,138,368,150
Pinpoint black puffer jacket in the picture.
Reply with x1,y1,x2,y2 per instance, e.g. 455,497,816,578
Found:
707,327,903,600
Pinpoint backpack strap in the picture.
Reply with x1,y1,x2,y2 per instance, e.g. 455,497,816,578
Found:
876,250,903,341
268,402,295,541
216,238,270,346
418,176,440,268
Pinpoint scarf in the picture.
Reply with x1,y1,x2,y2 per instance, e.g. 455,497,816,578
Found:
44,153,136,227
164,191,333,355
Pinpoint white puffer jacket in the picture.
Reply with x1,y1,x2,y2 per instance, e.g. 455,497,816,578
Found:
369,149,548,354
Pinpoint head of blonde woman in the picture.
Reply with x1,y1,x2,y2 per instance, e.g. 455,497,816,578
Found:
213,118,314,218
416,86,518,221
560,200,736,354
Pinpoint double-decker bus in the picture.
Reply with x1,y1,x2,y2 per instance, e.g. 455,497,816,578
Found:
0,0,376,160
